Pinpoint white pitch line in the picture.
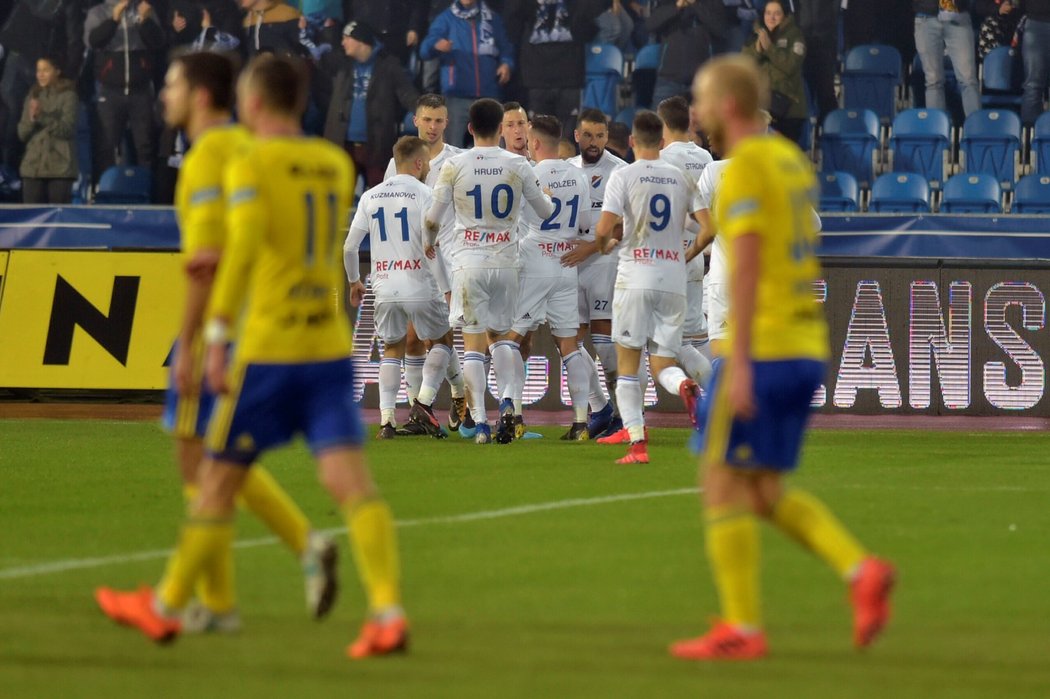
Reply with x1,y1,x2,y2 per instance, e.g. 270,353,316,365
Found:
0,488,699,582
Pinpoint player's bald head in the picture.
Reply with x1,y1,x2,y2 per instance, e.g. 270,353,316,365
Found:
238,54,309,119
693,54,768,121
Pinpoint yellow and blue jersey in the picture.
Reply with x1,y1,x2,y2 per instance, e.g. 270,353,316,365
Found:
207,136,356,364
714,134,829,362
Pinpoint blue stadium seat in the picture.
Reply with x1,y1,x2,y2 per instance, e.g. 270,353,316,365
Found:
869,172,931,213
818,171,860,212
819,109,881,189
980,46,1024,109
634,43,662,71
1012,174,1050,213
95,166,152,205
401,111,417,136
631,43,662,108
583,43,624,118
959,108,1022,190
941,173,1002,213
614,106,638,128
888,108,952,189
1031,112,1050,176
842,44,902,123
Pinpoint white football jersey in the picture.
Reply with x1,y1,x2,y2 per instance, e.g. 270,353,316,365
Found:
383,142,463,188
432,145,552,271
345,175,439,302
519,159,590,277
568,148,628,244
602,159,698,296
697,158,731,287
660,140,713,282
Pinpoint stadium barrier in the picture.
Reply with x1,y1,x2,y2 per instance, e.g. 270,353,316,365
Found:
2,207,1050,415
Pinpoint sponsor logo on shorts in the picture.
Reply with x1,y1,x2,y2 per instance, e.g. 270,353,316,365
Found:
632,248,681,261
464,229,511,243
373,259,424,271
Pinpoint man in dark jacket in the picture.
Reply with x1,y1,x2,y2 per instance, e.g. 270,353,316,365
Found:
84,0,166,173
503,0,603,138
323,21,418,187
796,0,838,123
347,0,428,63
647,0,729,106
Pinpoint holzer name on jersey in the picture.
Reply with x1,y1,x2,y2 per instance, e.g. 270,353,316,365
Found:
374,258,423,271
549,179,582,191
464,229,511,243
633,247,680,261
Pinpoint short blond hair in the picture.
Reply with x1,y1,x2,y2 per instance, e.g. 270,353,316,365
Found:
393,135,428,167
693,55,769,120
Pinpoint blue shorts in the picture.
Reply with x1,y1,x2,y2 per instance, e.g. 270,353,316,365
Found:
205,358,365,465
693,358,825,472
161,345,216,440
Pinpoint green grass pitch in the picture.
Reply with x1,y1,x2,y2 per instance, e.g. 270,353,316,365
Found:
0,419,1048,698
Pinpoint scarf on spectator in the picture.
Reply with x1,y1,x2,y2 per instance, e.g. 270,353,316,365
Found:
529,0,573,44
450,1,499,57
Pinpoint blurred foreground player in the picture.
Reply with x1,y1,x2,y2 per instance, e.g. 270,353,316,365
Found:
96,55,407,660
672,55,894,661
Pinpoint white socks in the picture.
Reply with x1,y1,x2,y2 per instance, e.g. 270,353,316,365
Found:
563,350,591,423
676,343,713,385
378,358,401,426
403,354,425,404
616,375,645,442
418,344,452,407
463,351,488,424
657,365,689,396
489,341,522,404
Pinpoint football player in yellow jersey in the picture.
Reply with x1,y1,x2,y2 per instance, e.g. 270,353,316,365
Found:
670,55,895,661
95,55,407,659
97,52,338,636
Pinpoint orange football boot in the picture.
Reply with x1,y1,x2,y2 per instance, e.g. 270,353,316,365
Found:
616,441,650,464
95,586,181,644
850,556,895,648
670,621,768,661
347,615,409,660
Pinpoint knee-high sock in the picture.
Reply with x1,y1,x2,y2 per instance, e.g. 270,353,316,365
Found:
183,485,235,614
616,375,645,442
693,337,713,361
580,341,609,411
637,351,649,389
657,365,689,396
157,516,234,613
563,350,591,423
343,497,401,613
418,344,452,407
239,466,310,556
403,355,425,404
677,343,713,385
593,334,618,397
705,505,761,628
378,358,401,426
463,351,488,424
489,341,521,404
772,489,868,580
446,346,465,398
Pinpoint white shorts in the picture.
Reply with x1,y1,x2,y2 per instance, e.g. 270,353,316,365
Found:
512,273,579,338
375,297,452,343
577,257,616,322
612,288,685,357
449,267,519,334
684,278,708,338
707,281,729,341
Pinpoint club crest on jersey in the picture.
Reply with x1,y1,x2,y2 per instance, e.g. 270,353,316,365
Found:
591,175,603,189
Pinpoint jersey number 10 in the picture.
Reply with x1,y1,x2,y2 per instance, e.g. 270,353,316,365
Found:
466,184,515,219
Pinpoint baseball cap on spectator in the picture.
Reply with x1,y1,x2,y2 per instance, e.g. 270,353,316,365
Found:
342,21,375,46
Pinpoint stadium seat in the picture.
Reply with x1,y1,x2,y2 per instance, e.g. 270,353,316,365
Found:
614,106,638,128
94,166,152,205
631,43,662,108
401,111,417,136
1012,174,1050,213
583,43,624,119
869,172,931,213
959,108,1022,190
980,46,1024,110
842,44,903,123
888,108,952,189
1030,112,1050,176
818,171,860,212
819,109,881,189
940,173,1002,213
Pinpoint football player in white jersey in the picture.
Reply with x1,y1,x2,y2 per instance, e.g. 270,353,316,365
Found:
425,98,554,445
382,94,469,433
504,115,597,440
594,111,703,464
657,96,714,386
563,108,628,438
346,136,456,439
501,102,532,160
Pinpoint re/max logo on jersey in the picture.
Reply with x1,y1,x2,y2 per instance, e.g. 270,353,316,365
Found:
633,248,680,261
464,229,511,243
537,241,573,256
373,259,423,271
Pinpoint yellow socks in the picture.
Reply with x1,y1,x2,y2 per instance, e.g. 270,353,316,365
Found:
157,516,234,613
772,489,867,579
705,505,761,628
238,466,310,556
342,497,401,612
180,484,236,614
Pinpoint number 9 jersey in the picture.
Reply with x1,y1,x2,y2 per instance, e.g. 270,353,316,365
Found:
208,137,355,363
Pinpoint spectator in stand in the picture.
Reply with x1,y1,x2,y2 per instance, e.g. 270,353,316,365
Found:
647,0,730,105
796,0,839,123
1022,0,1050,125
323,21,418,186
420,0,516,147
84,0,166,172
742,0,807,144
975,0,1022,60
595,0,635,53
346,0,428,64
504,0,603,136
240,0,307,57
168,1,246,51
913,0,981,118
17,56,77,204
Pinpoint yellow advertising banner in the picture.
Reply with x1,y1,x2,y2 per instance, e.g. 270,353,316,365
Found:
0,251,184,389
